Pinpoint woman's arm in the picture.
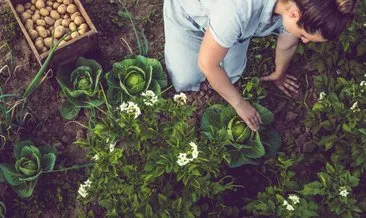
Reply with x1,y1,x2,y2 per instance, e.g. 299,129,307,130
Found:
261,33,300,96
198,30,262,131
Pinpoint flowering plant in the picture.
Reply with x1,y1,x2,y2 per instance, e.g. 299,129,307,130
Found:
75,93,235,217
305,75,366,170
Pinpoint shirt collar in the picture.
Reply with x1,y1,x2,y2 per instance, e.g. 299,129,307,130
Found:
260,0,278,24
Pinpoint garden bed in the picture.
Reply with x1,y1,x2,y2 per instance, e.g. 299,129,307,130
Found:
1,0,366,217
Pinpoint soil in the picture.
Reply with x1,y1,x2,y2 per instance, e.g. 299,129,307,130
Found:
0,0,319,217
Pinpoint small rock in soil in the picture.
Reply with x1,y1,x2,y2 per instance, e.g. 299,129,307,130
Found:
285,111,298,122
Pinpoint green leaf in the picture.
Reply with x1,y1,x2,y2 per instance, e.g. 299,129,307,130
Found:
261,130,281,158
0,164,23,185
302,181,326,196
60,101,81,120
13,180,37,198
253,103,274,125
145,204,153,217
41,153,56,171
14,140,34,160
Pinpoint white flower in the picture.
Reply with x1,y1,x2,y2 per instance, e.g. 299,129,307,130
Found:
286,204,295,211
177,152,192,166
189,142,197,150
350,101,360,112
92,154,99,161
319,91,326,101
78,179,92,198
192,149,199,159
288,194,300,205
109,142,117,153
119,102,141,118
173,93,187,105
178,153,187,159
339,186,350,197
360,81,366,87
141,90,158,106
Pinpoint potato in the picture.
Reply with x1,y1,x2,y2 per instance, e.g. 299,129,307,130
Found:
46,29,51,36
63,14,69,19
35,9,40,14
49,26,54,31
46,0,52,6
64,33,71,41
25,3,31,9
44,37,58,48
46,6,52,11
40,8,49,16
78,23,88,33
34,37,44,51
74,16,84,26
59,39,67,46
31,13,40,21
31,0,37,4
42,47,48,53
15,4,25,14
71,31,79,39
63,0,73,5
54,25,65,38
36,19,47,27
68,22,76,31
57,4,67,14
28,29,39,40
61,19,70,27
54,19,62,27
44,16,55,25
70,11,80,20
52,2,60,9
25,9,34,15
21,12,32,22
66,4,77,14
36,26,48,38
35,0,45,9
57,0,63,3
24,19,34,30
50,10,60,19
30,5,36,11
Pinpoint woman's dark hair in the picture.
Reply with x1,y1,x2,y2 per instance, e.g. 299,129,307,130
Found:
293,0,358,40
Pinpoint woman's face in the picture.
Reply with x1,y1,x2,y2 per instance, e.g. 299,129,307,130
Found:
281,3,328,43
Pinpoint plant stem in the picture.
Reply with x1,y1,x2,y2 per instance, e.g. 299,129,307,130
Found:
43,162,95,173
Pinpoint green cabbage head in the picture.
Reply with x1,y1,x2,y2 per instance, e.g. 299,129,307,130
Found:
57,57,104,120
201,104,280,167
106,55,167,105
0,140,57,198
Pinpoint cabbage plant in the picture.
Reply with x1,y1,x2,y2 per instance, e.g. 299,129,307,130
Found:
0,140,57,198
201,104,281,167
57,57,104,120
106,55,167,105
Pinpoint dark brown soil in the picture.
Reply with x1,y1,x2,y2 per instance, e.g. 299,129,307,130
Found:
0,0,316,217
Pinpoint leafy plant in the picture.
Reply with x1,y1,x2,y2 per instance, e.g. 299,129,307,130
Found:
57,57,104,120
75,93,235,217
201,104,281,167
106,55,167,105
241,77,267,103
245,154,319,218
301,163,365,217
305,75,366,170
0,140,57,198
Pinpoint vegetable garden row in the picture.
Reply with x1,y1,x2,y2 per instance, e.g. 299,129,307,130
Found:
0,0,366,217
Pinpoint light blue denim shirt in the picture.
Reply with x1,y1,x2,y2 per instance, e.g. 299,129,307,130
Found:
178,0,285,48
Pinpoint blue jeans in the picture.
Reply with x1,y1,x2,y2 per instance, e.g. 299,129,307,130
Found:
163,0,249,91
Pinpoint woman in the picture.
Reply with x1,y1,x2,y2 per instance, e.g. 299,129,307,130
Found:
163,0,358,131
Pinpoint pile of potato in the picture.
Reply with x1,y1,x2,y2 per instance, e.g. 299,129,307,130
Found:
15,0,89,54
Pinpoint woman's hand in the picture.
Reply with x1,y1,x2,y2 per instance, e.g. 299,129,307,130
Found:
260,72,300,97
233,99,262,131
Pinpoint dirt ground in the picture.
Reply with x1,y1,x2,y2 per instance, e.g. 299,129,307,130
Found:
0,0,318,216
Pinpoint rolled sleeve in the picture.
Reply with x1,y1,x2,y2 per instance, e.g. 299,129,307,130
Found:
208,1,245,48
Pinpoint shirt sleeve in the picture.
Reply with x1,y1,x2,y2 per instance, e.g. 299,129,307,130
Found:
208,1,245,48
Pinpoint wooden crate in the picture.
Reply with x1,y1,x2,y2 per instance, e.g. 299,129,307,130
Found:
7,0,98,66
